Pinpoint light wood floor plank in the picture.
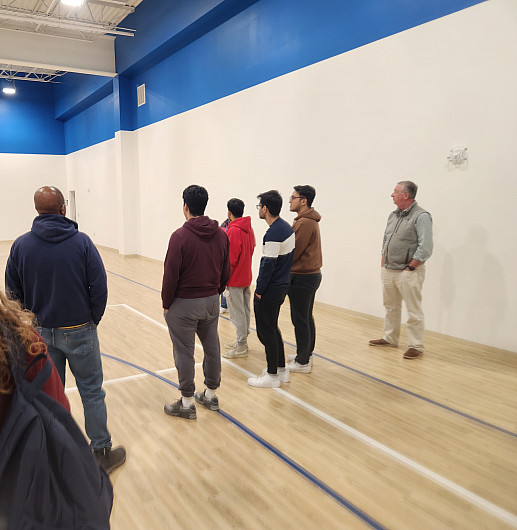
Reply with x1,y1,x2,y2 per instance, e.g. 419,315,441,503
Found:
1,242,516,529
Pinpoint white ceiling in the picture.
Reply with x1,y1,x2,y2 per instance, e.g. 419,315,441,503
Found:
0,0,144,82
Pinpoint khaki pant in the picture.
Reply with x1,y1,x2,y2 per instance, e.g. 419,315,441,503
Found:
381,266,426,351
226,286,251,346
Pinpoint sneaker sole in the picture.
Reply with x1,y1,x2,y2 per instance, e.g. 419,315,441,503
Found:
164,406,197,420
247,379,280,388
287,355,313,366
194,397,220,411
222,352,248,359
104,456,127,474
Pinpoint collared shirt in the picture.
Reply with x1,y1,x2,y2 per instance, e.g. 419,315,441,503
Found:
382,203,433,263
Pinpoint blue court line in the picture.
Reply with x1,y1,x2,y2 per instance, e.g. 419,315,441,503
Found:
100,351,385,529
107,270,161,293
106,269,517,439
217,409,386,530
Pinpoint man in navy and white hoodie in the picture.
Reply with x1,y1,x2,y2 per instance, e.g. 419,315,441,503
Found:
5,186,126,474
248,190,295,388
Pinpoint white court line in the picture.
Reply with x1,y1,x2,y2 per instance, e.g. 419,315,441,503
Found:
107,303,203,351
223,362,517,527
106,303,517,527
64,365,202,394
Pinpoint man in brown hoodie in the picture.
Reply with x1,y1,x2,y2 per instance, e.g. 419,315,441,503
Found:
286,185,322,373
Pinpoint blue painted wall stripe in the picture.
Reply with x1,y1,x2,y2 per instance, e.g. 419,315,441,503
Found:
2,0,487,155
0,81,65,155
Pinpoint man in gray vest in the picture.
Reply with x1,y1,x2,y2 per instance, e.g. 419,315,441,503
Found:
369,181,433,359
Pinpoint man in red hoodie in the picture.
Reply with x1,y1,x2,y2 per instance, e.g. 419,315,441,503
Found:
222,199,255,359
162,185,230,420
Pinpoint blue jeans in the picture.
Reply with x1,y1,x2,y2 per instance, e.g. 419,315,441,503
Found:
38,322,111,450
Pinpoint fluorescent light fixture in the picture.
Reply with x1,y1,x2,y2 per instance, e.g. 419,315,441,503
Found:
61,0,84,6
2,80,16,95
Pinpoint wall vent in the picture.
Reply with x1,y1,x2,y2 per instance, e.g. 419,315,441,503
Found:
137,84,146,107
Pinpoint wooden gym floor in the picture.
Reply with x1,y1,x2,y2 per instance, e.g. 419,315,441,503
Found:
1,242,516,529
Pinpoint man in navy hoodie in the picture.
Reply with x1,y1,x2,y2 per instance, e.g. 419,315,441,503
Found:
162,185,230,420
5,186,126,474
248,190,295,388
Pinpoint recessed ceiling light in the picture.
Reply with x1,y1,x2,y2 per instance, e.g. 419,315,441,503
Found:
61,0,84,6
2,80,16,95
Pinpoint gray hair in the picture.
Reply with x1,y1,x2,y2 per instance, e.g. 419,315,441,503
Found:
397,181,418,199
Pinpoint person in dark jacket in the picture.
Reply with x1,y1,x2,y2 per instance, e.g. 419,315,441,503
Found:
5,186,126,473
162,185,230,420
248,190,294,388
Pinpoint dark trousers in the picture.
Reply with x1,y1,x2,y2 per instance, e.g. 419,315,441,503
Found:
287,273,322,365
253,285,288,375
164,295,221,397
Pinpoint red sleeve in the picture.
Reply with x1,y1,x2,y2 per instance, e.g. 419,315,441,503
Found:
25,333,71,412
227,227,243,274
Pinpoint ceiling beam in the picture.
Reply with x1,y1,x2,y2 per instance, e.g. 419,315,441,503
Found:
0,27,116,76
87,0,135,13
0,6,135,36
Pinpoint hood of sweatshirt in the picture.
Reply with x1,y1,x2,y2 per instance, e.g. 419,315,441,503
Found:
31,214,78,244
294,208,321,223
228,216,253,233
184,216,221,238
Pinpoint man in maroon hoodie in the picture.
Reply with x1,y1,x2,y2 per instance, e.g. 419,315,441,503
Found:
222,198,255,359
162,185,230,420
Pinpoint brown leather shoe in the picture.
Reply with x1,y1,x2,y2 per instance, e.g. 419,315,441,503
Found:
368,339,395,346
403,348,423,359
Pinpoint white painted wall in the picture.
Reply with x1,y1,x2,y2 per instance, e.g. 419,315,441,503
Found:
134,0,517,351
0,153,67,240
6,1,514,352
65,139,118,249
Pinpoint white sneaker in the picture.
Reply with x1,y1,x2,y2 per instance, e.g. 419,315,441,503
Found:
220,307,228,314
222,344,248,359
278,368,290,383
286,360,312,374
247,370,280,388
224,340,237,350
287,354,313,366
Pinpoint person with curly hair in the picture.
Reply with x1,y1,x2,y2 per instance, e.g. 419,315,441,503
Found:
0,291,69,429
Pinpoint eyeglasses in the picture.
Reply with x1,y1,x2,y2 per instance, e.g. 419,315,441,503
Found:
256,204,263,209
289,195,304,201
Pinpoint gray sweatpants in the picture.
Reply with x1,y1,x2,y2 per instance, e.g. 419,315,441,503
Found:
226,286,251,346
164,294,221,397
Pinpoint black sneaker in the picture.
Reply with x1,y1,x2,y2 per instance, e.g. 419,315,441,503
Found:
164,398,197,419
93,445,126,474
194,390,219,411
